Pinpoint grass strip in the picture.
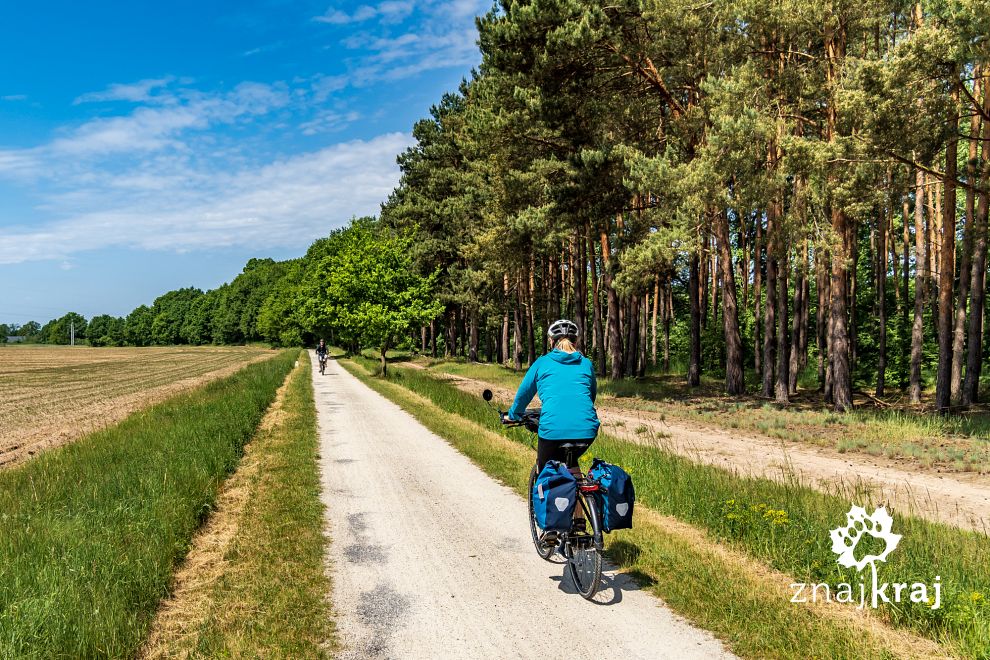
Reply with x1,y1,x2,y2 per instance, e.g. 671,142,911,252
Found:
0,350,296,658
347,356,988,658
142,357,334,658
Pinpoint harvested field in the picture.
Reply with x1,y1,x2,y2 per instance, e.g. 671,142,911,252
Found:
0,345,273,466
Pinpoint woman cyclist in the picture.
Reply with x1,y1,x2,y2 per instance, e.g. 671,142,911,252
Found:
507,319,600,532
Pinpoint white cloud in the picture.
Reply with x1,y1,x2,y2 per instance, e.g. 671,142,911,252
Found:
348,26,480,84
300,110,361,135
313,1,414,25
0,133,412,264
0,81,290,166
74,77,175,104
310,74,349,102
317,0,486,86
1,94,27,102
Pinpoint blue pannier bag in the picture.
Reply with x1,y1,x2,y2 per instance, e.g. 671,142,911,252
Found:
532,460,577,531
588,458,634,532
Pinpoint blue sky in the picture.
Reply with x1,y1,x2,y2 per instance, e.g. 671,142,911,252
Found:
0,0,489,325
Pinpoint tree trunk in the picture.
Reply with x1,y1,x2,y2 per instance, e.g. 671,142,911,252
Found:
651,275,659,367
901,198,911,390
526,259,536,365
929,177,941,337
513,290,523,371
799,242,810,370
824,19,852,412
501,274,510,364
469,308,479,362
952,79,981,403
876,191,890,397
910,167,927,403
775,243,790,403
935,85,959,413
588,224,605,375
689,253,702,387
624,295,640,377
789,244,805,395
740,210,750,310
572,231,587,353
701,237,710,329
602,229,623,380
817,249,829,391
830,209,853,411
636,293,650,378
848,220,858,370
754,212,763,376
664,275,672,372
964,80,990,405
715,209,745,394
445,308,455,358
762,212,777,398
712,245,720,334
380,343,389,377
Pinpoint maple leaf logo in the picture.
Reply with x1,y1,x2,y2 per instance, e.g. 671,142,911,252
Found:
829,505,901,572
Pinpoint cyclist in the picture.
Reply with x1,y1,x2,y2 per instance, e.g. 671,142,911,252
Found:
507,319,600,532
316,339,329,369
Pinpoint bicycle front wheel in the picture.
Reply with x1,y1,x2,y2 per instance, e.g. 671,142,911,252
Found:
528,465,558,562
566,491,603,599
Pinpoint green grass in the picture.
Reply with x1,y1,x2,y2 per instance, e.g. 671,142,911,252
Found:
349,355,990,658
179,357,335,657
0,350,296,658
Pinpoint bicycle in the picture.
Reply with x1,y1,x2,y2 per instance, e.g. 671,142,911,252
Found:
482,389,604,600
317,353,328,375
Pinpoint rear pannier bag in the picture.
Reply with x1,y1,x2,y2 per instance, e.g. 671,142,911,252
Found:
588,458,635,532
532,460,577,531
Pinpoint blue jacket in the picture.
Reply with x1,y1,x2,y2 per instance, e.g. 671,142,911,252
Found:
508,350,600,441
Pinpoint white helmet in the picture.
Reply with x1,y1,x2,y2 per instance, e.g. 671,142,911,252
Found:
547,319,579,342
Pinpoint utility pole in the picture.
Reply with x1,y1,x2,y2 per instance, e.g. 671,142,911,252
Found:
70,321,75,346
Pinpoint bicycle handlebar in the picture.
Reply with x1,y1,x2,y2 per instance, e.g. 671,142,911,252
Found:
500,408,541,433
482,387,540,433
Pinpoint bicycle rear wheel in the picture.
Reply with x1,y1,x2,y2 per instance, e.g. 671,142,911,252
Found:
566,491,603,599
528,465,558,562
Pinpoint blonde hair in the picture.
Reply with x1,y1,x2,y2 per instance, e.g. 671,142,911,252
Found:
554,337,577,353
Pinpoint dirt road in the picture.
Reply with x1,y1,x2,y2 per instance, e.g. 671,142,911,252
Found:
313,355,734,660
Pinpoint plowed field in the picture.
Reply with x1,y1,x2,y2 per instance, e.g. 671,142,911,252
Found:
0,346,273,466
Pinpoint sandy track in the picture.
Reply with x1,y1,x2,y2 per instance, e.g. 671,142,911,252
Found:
605,408,990,532
313,355,733,660
425,369,990,533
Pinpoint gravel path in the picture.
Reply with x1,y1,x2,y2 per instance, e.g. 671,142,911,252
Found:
313,354,734,660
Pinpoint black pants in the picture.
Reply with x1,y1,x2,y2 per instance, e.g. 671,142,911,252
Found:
536,438,593,472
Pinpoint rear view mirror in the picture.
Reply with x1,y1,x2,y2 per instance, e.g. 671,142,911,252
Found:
482,389,494,402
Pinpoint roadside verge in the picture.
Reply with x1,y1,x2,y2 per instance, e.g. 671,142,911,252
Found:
142,356,335,658
0,351,295,657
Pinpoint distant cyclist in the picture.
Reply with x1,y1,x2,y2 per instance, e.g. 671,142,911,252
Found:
316,339,329,374
507,319,600,531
